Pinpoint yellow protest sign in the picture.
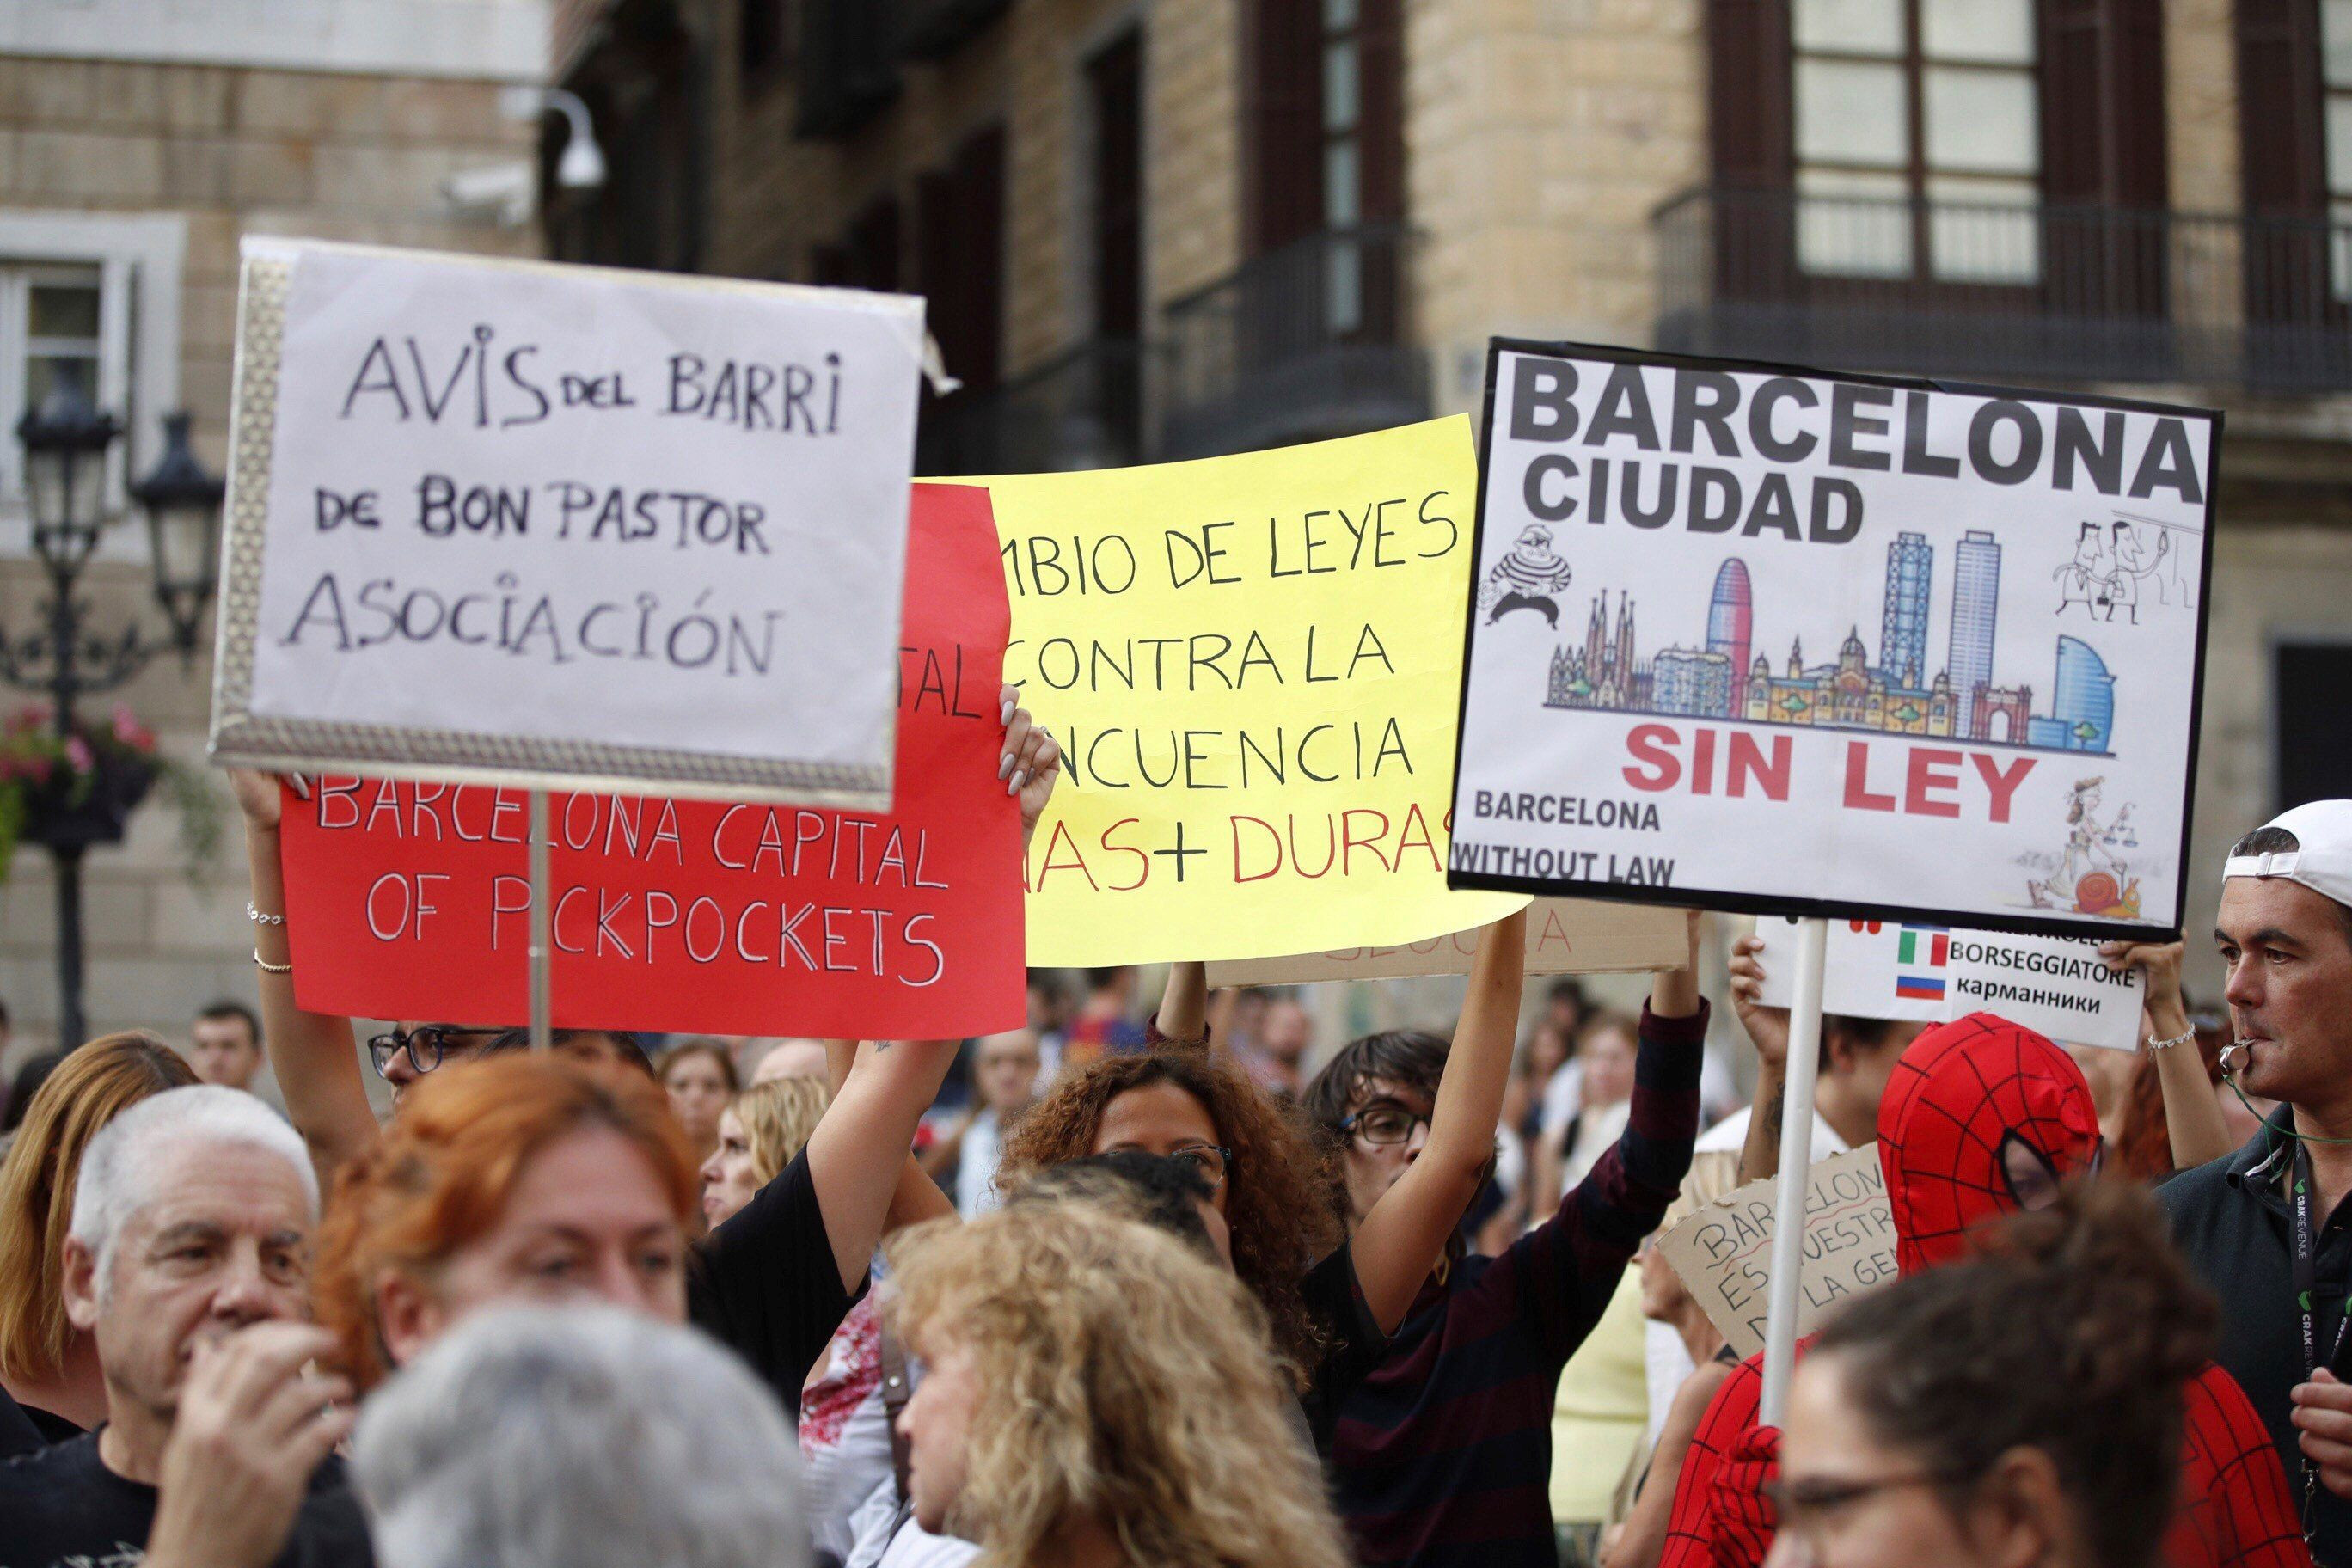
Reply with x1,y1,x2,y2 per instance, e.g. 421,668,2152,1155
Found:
973,418,1527,965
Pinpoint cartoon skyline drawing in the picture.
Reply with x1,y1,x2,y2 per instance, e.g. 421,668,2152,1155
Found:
1537,531,2120,756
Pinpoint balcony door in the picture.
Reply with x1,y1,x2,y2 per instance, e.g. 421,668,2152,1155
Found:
2237,0,2352,386
1706,0,2167,370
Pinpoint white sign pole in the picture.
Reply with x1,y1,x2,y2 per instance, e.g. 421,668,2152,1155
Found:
1759,915,1828,1425
528,788,552,1051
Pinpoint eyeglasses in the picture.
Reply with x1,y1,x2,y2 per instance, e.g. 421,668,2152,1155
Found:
1167,1144,1235,1190
1762,1467,1972,1542
1339,1105,1432,1147
365,1026,504,1080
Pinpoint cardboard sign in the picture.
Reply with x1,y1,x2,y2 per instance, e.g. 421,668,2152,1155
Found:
277,485,1024,1039
1449,342,2216,939
1204,897,1683,986
1749,916,2144,1050
211,239,926,807
1656,1146,1898,1358
972,419,1525,965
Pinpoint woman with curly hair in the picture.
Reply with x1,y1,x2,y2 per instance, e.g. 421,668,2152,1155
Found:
1001,910,1528,1447
886,1200,1353,1568
701,1075,831,1230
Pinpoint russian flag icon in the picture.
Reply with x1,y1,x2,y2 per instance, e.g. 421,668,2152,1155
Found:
1896,975,1947,1001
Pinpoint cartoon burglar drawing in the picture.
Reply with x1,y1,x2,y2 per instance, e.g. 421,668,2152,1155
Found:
1483,524,1574,627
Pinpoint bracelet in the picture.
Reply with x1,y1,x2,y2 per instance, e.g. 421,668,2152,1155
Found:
2147,1027,2194,1053
253,950,292,976
247,903,285,927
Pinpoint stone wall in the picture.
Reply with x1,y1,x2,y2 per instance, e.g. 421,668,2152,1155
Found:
0,46,538,1054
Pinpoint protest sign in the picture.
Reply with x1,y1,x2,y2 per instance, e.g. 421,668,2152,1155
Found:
1203,897,1682,986
971,419,1525,965
1750,916,2144,1050
276,484,1025,1040
1656,1146,1897,1358
1449,341,2216,940
211,239,926,807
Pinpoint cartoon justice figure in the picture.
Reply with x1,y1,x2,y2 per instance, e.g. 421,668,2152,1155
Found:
2030,775,2141,917
1482,523,1574,627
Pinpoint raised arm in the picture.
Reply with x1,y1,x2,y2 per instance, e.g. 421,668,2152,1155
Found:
233,771,379,1180
806,1039,959,1293
1350,909,1528,1332
1725,933,1792,1185
1155,961,1209,1045
2103,938,2233,1170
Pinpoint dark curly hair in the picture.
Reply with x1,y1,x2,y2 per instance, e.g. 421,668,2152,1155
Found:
1001,1048,1341,1387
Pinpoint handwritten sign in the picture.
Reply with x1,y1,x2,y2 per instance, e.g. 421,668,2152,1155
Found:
211,239,926,806
1204,897,1681,986
970,419,1524,965
276,485,1024,1039
1450,341,2216,939
1655,1146,1897,1358
1751,916,2143,1050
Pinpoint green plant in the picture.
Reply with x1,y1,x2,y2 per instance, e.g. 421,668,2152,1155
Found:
0,702,224,881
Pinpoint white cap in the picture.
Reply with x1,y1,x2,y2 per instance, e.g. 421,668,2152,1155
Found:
2223,800,2352,910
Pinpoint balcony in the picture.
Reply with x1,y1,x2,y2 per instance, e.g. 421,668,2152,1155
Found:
795,0,900,138
1161,225,1429,460
1655,187,2352,394
915,339,1148,476
897,0,1014,59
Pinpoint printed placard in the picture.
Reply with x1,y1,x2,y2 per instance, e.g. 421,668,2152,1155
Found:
211,239,926,805
971,419,1525,965
1656,1146,1898,1358
1749,916,2144,1050
1204,897,1682,985
1449,341,2216,939
274,485,1024,1038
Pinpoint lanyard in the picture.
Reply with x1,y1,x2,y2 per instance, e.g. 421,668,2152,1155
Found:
2293,1141,2352,1548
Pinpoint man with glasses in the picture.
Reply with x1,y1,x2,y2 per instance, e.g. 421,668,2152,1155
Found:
365,1025,653,1096
1297,923,1707,1568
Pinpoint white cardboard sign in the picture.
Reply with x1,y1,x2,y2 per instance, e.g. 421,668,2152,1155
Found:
210,240,927,806
1750,916,2144,1050
1448,341,2216,939
1656,1145,1898,1358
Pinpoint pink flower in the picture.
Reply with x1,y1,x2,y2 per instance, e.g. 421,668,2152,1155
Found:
64,735,95,774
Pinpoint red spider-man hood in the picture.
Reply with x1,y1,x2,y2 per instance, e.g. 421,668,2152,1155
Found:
1876,1012,2103,1275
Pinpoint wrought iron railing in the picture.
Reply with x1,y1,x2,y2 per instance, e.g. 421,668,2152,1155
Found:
1161,224,1429,458
1654,187,2352,393
914,338,1148,475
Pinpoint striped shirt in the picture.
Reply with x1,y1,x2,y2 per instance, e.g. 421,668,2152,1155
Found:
1329,1001,1706,1568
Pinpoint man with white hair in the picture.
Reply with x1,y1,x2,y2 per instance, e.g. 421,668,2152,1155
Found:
2159,802,2352,1565
352,1303,809,1568
0,1085,369,1568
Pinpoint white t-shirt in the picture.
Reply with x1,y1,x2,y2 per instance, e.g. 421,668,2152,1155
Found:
1540,1060,1585,1135
1691,1103,1851,1161
954,1109,1004,1218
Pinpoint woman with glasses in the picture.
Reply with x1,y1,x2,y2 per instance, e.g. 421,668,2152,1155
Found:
1768,1181,2220,1568
1000,910,1530,1455
1295,915,1706,1568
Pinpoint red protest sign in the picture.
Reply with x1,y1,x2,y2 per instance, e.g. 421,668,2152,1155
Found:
279,483,1024,1039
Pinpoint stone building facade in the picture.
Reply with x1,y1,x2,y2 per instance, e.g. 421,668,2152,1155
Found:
0,0,549,1054
548,0,2352,1008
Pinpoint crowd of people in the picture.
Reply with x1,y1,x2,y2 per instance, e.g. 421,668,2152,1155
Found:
0,689,2346,1568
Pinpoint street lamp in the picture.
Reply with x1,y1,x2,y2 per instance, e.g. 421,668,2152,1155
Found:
131,413,226,659
3,369,224,1050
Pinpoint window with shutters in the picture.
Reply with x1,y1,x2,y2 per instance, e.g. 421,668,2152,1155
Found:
1791,0,2040,282
2275,639,2352,814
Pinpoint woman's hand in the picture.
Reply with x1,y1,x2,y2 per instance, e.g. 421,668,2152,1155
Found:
1000,684,1063,842
230,769,309,835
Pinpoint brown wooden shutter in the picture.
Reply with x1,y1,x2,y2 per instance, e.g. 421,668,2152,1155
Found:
2239,0,2326,217
1089,33,1145,341
1248,0,1326,254
1706,0,1792,192
1357,0,1405,225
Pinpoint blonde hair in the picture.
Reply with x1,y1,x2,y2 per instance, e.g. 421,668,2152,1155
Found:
0,1032,196,1380
731,1078,830,1187
885,1204,1351,1568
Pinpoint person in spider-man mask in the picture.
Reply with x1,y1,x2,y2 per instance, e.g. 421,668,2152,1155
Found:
1656,1013,2308,1568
